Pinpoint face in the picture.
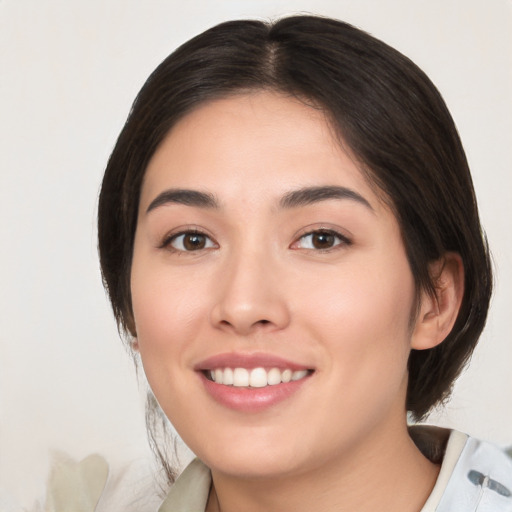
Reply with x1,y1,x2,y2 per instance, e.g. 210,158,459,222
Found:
131,92,421,479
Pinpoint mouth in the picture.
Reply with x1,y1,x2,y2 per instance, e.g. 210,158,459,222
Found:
195,353,315,412
204,367,313,388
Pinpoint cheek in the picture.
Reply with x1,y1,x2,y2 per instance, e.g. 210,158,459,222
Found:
304,260,413,327
129,256,213,378
297,257,416,374
132,254,211,327
130,274,205,419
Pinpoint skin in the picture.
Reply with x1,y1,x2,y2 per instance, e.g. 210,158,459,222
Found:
131,92,463,512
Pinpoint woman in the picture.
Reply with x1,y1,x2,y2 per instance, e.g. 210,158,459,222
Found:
95,15,509,512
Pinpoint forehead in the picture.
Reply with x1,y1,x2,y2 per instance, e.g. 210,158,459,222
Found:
139,92,383,212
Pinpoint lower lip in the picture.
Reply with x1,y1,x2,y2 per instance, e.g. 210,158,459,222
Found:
199,372,311,412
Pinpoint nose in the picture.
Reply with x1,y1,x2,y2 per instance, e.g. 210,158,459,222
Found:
210,247,291,336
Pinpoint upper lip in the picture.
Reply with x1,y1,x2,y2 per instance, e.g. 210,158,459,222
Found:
194,352,313,371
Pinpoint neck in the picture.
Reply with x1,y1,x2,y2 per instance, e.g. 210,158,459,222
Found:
206,421,439,512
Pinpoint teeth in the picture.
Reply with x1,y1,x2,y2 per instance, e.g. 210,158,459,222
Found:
208,367,310,387
233,368,249,387
223,367,234,385
291,370,308,381
267,368,281,386
249,367,268,388
281,369,292,383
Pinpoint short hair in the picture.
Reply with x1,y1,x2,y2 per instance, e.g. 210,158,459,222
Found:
98,15,492,421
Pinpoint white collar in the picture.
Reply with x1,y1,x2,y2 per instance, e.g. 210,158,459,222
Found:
433,433,512,511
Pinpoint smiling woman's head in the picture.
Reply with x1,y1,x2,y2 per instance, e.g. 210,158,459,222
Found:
98,15,492,426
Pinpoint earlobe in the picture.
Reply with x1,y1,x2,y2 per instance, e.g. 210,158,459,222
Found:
411,253,464,350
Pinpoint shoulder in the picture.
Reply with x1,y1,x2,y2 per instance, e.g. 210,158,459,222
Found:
419,428,512,512
158,458,211,512
440,433,512,511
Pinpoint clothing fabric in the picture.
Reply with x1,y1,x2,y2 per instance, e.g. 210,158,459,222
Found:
421,430,512,511
157,429,512,512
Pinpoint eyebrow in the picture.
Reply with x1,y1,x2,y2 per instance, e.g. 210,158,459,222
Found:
146,185,373,214
279,186,373,211
146,189,219,213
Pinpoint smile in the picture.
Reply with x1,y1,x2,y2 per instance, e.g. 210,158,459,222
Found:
196,354,314,412
206,367,311,388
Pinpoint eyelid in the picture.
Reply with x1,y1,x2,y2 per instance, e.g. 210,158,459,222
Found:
290,226,352,251
159,226,218,252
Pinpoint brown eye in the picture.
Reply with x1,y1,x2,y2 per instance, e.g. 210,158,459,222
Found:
295,230,349,251
311,232,336,249
169,232,215,251
183,233,206,250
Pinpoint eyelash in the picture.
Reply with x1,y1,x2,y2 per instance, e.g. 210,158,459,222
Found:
159,228,351,253
292,229,352,252
160,229,217,253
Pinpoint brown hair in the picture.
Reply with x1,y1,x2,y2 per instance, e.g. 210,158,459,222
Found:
98,14,492,459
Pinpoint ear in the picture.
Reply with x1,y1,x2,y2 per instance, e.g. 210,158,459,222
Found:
131,338,140,352
411,253,464,350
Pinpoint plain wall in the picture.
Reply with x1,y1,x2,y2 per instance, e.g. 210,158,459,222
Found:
1,0,511,507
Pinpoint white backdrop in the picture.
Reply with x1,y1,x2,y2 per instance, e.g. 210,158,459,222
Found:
1,0,511,507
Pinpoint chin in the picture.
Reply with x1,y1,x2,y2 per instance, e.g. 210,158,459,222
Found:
188,427,326,481
206,452,306,480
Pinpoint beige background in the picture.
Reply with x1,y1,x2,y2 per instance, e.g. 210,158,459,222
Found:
1,0,511,508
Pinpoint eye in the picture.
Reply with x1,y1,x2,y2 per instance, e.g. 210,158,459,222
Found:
165,231,216,252
293,230,350,250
